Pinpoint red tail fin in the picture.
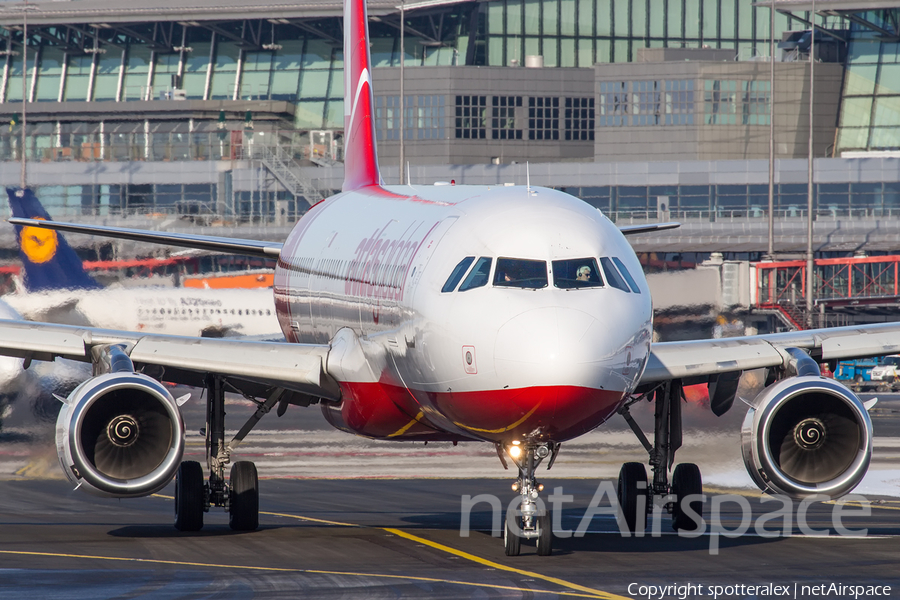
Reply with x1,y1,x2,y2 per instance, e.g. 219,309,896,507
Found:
342,0,382,191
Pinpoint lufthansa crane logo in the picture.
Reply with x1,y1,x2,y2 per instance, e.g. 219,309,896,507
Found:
20,218,58,264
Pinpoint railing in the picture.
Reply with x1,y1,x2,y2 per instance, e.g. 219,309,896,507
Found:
242,142,324,206
757,256,900,304
609,207,900,222
754,255,900,329
0,129,343,164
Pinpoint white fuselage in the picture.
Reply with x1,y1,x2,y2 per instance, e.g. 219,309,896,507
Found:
3,287,281,337
274,183,653,444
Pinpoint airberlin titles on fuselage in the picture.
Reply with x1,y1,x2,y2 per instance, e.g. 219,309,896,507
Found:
345,220,438,301
281,218,439,303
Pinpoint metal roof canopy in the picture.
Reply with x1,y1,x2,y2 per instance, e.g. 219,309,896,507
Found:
755,0,900,11
0,0,474,25
0,0,357,24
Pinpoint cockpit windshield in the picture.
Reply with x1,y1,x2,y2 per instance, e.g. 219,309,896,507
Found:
599,257,631,293
493,258,548,289
552,258,604,289
612,257,641,294
458,257,493,291
442,256,475,292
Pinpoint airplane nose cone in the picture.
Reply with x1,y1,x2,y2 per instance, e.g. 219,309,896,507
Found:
494,307,615,388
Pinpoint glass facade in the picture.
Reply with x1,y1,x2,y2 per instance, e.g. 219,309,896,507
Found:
478,0,798,66
0,182,320,225
835,11,900,154
0,1,805,131
561,181,900,220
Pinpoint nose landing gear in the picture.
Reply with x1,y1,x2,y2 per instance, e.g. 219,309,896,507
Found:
499,441,559,556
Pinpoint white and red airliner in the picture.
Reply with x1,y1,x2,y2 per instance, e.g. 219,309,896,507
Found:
2,0,898,556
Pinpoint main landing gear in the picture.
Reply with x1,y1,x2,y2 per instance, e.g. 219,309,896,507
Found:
617,379,703,534
174,376,284,532
499,441,560,556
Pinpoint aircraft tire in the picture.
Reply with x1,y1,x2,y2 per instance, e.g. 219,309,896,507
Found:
174,461,204,532
229,461,259,531
671,462,703,531
617,462,647,535
504,508,522,556
536,510,552,556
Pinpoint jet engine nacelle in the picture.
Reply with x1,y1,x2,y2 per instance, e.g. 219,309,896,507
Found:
741,375,872,500
56,372,185,498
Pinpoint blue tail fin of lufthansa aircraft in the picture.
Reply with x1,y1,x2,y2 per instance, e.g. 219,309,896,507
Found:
7,187,101,291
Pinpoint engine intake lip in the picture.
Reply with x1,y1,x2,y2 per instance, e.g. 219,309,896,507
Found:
743,376,872,500
66,372,184,498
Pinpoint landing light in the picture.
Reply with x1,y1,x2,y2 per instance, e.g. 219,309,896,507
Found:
508,445,523,459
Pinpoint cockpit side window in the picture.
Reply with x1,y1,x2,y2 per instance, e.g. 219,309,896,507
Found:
599,257,631,292
458,257,493,291
493,258,548,289
612,257,641,294
441,256,475,292
552,258,604,289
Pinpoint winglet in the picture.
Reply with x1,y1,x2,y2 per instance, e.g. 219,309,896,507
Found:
342,0,383,192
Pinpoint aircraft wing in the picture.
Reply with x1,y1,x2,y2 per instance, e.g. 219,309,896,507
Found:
619,222,680,235
0,318,339,400
642,322,900,383
8,218,283,259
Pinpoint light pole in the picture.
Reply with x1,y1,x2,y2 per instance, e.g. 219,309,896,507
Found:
20,1,29,189
767,0,775,259
805,0,816,328
398,0,405,185
5,1,39,190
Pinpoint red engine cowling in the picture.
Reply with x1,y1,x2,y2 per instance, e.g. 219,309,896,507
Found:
741,375,872,500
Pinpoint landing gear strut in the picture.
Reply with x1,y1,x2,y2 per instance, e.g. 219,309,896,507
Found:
174,377,284,532
617,379,703,533
500,441,559,556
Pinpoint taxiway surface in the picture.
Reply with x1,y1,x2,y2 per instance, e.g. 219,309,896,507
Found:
0,394,898,599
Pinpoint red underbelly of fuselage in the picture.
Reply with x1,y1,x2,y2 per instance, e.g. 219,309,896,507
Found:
322,380,626,443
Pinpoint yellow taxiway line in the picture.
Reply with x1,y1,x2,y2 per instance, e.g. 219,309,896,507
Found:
152,493,624,598
0,549,605,598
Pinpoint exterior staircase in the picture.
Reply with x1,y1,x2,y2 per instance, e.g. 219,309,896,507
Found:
248,143,325,206
756,302,806,331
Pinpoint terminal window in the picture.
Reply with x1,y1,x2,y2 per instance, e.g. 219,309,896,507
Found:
375,96,401,141
704,80,739,125
598,81,628,127
529,97,559,140
455,95,487,139
565,97,595,141
416,95,446,140
632,80,662,126
492,96,523,140
665,80,695,126
742,81,771,126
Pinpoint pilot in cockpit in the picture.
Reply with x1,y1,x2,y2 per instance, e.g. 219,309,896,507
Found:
576,266,591,282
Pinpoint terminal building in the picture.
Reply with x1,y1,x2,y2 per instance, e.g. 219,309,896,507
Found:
0,0,899,328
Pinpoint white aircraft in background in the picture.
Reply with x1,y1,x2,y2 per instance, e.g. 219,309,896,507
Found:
4,187,281,338
0,298,86,428
0,0,896,557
